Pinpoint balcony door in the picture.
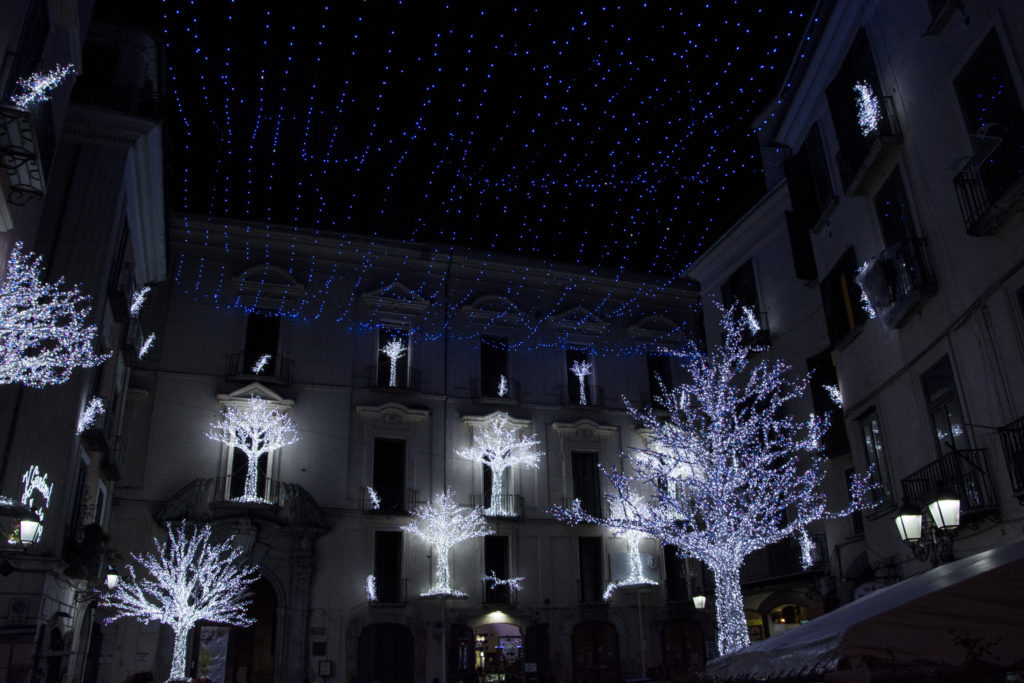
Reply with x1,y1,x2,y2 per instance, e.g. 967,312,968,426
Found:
372,438,406,513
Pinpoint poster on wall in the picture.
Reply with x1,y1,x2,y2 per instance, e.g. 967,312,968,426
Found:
197,626,230,682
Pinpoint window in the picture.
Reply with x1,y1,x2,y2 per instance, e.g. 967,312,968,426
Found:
480,335,509,397
720,260,759,312
783,123,835,231
484,536,511,603
566,347,593,405
845,468,865,536
571,450,602,518
826,29,884,182
663,545,688,603
874,167,918,246
953,31,1024,207
646,353,673,401
806,350,849,455
372,438,406,513
578,537,604,603
377,327,410,388
245,314,280,369
820,248,866,347
785,211,818,281
921,357,970,455
227,446,268,500
374,531,403,603
859,409,892,505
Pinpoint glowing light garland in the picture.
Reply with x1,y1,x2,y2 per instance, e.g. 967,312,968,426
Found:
130,286,152,317
497,375,509,398
456,412,542,517
206,396,299,503
367,486,382,511
9,63,75,110
76,396,105,435
139,333,156,359
483,570,524,593
366,574,378,601
854,81,881,136
825,384,843,408
0,243,108,387
251,354,271,374
380,339,406,387
552,305,875,656
100,523,259,682
570,359,592,405
402,489,492,598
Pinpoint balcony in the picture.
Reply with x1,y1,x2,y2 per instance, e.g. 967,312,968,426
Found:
720,308,770,348
79,408,115,457
561,383,605,408
900,449,998,519
471,376,520,403
226,350,294,384
363,486,418,515
740,534,826,586
482,580,518,607
100,438,127,482
158,478,329,530
470,494,524,520
370,576,408,606
998,416,1024,503
211,475,282,507
954,153,1024,236
855,238,935,329
836,95,903,196
364,365,421,392
0,101,55,206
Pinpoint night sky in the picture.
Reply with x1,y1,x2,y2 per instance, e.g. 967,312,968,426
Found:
155,1,814,277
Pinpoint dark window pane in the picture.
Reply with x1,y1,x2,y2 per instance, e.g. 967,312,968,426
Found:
571,451,602,518
874,167,917,246
646,354,673,399
578,537,603,602
245,314,280,357
785,211,818,281
373,438,406,512
820,248,866,347
806,350,849,454
921,357,970,454
480,335,508,396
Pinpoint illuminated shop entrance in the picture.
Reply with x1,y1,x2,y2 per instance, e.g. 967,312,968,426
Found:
474,623,523,680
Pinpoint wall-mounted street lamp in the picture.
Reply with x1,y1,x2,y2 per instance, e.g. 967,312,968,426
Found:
0,499,42,548
894,487,960,564
692,594,707,609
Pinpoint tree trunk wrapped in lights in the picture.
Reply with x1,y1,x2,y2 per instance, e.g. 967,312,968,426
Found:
0,242,108,387
100,523,260,682
380,338,406,387
553,305,875,656
402,488,492,597
456,412,542,516
206,395,299,503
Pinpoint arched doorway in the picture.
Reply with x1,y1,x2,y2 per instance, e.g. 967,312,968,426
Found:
572,621,619,683
193,578,277,682
357,623,413,683
661,620,705,680
474,623,523,680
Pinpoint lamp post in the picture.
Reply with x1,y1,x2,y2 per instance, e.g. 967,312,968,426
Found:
894,488,960,564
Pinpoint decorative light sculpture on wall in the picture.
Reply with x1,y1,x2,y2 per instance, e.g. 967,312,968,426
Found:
380,339,407,388
854,81,881,136
456,412,542,517
9,63,75,110
570,359,592,405
76,396,106,435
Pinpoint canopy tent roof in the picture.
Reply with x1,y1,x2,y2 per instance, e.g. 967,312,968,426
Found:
708,540,1024,681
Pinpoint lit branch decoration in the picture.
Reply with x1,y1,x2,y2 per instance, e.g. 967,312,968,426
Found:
130,286,151,317
483,570,524,592
100,523,259,682
0,243,108,387
552,304,875,656
854,81,881,136
367,486,381,510
206,396,298,503
9,63,75,110
497,374,509,398
76,396,105,435
456,412,542,517
366,574,378,601
381,338,406,387
251,354,271,374
402,488,492,598
139,333,156,359
570,359,592,405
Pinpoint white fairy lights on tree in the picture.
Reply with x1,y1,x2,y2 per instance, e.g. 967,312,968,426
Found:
483,570,524,592
100,523,259,682
553,305,874,656
456,412,542,517
366,486,382,511
402,489,492,597
251,354,271,374
206,396,299,503
570,359,592,405
0,242,108,387
9,63,75,110
130,286,151,317
497,374,509,398
602,490,658,599
139,333,156,359
76,396,105,435
854,81,881,135
366,574,378,601
380,338,406,387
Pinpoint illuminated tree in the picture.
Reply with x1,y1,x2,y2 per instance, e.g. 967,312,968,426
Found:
570,359,592,405
0,243,107,387
9,63,74,110
206,396,298,502
554,305,873,656
100,523,259,682
456,412,542,516
402,489,492,597
380,338,406,387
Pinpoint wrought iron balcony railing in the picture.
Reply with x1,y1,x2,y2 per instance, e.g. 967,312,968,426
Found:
855,238,935,329
482,580,518,606
363,486,418,515
900,448,998,518
954,150,1024,236
0,100,55,205
998,416,1024,503
739,533,826,586
211,474,282,506
226,350,294,384
364,365,422,392
560,383,606,408
836,95,902,195
577,578,608,605
107,261,136,322
471,376,520,402
469,494,524,520
370,576,407,605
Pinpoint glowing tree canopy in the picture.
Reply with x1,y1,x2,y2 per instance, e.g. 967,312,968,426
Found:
206,396,299,503
554,305,873,656
100,523,259,682
456,412,542,517
854,80,881,135
402,488,492,597
570,359,592,405
9,63,74,110
380,338,406,387
601,489,658,599
0,242,108,387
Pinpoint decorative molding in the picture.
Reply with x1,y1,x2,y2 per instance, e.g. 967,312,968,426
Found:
361,281,429,318
461,411,532,432
216,382,293,408
230,264,305,311
552,418,618,442
460,294,527,328
626,314,686,343
355,401,430,425
549,305,608,336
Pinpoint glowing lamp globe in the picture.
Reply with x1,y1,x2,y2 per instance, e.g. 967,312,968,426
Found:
692,594,707,609
894,502,922,543
927,489,960,531
105,568,120,589
19,518,42,546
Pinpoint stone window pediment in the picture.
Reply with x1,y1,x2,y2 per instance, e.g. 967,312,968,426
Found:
231,265,305,312
361,281,429,319
549,305,608,336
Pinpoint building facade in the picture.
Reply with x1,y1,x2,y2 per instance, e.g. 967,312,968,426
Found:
687,0,1024,644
